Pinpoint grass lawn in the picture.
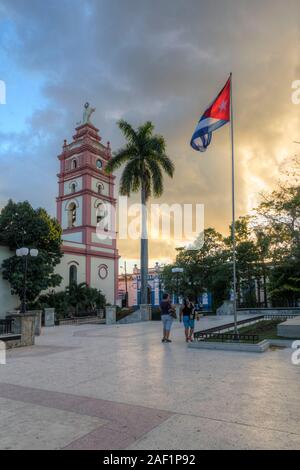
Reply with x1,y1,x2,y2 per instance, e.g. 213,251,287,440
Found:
202,319,298,343
237,319,283,340
238,319,299,340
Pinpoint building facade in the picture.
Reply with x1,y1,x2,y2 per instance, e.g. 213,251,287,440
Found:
118,263,213,310
0,245,19,317
118,263,164,308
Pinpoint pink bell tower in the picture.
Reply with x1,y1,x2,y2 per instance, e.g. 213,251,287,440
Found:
56,103,119,304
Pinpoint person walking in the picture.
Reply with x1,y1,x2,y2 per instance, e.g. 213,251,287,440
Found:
180,297,198,342
160,293,174,343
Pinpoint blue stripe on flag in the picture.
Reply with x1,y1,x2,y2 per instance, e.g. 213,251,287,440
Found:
190,119,227,152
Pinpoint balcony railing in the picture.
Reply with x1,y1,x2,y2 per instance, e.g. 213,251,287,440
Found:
0,319,14,335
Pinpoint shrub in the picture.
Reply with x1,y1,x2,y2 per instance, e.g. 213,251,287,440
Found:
31,285,106,319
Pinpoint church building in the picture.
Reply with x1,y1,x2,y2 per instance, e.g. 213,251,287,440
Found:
54,104,119,304
0,104,119,316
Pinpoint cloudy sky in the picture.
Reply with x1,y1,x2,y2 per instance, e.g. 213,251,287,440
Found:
0,0,299,269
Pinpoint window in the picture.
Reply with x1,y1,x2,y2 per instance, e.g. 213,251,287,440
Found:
71,183,76,193
97,182,104,194
72,159,77,169
96,159,102,169
69,265,77,285
98,264,108,280
96,202,106,224
68,202,77,228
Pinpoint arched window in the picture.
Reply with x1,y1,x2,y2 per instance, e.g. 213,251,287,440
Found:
71,183,76,193
68,202,77,228
69,265,77,285
96,202,106,224
97,182,104,194
72,159,77,169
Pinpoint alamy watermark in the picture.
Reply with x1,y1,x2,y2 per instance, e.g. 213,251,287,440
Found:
291,80,300,104
291,340,300,365
96,196,204,250
0,80,6,104
0,340,6,365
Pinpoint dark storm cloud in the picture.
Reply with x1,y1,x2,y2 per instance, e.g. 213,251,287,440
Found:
0,0,299,261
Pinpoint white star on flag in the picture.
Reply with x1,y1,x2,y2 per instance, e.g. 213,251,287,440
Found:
219,100,227,112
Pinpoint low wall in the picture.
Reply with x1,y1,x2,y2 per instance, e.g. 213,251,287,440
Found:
139,304,152,321
189,339,269,353
6,312,37,347
277,317,300,338
106,306,116,324
238,308,300,316
44,308,55,327
0,246,19,318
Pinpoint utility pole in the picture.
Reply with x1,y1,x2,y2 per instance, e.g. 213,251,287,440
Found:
124,261,128,307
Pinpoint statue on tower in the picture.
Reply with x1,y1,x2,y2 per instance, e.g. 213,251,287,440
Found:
82,102,95,124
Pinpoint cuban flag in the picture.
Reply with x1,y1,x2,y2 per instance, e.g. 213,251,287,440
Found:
190,77,231,152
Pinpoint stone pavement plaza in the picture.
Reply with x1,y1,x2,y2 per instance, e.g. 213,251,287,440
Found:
0,316,299,450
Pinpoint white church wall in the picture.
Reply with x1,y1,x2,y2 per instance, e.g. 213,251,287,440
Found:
91,232,112,246
91,246,114,254
91,177,109,196
54,253,86,290
62,232,83,243
91,196,110,227
90,257,115,305
61,196,83,229
65,153,84,171
63,176,83,195
0,245,19,318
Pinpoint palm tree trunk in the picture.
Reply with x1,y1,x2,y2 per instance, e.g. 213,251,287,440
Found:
140,182,148,305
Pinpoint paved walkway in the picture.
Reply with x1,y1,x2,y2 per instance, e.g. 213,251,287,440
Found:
0,317,299,449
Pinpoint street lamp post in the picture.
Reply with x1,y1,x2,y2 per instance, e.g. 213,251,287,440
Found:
16,247,39,313
154,262,161,302
120,261,128,307
171,267,184,304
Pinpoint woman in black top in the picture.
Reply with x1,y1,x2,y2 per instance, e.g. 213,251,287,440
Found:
180,297,196,342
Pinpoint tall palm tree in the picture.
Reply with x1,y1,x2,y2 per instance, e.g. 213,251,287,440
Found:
106,120,174,305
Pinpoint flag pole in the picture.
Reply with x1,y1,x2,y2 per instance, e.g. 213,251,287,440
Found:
230,72,238,334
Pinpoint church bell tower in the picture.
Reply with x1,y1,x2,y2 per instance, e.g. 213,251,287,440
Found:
55,103,119,304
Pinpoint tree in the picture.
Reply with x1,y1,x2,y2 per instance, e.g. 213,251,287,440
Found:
224,217,261,307
106,120,174,304
32,285,107,318
255,180,300,306
162,156,300,310
83,286,106,313
0,200,63,307
267,249,300,306
65,282,106,316
65,282,88,316
162,228,231,309
253,229,271,307
31,290,69,318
